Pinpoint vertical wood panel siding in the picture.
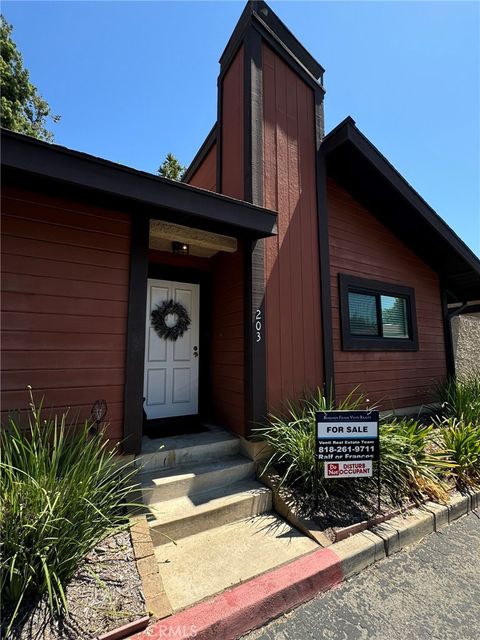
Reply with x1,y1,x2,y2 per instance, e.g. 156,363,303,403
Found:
327,178,447,408
1,186,131,444
221,47,244,200
210,243,245,434
262,43,323,412
187,144,217,192
209,46,246,434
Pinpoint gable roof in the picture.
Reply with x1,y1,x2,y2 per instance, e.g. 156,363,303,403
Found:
184,0,327,184
322,117,480,303
220,1,324,86
1,128,277,240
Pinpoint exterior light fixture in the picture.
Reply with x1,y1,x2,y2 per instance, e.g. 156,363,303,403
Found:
172,241,189,255
89,399,107,436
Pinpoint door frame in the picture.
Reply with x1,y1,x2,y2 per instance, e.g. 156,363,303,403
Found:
147,263,212,421
122,218,213,455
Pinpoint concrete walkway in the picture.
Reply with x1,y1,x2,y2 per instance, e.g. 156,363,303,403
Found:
137,427,319,614
156,514,318,611
245,510,480,640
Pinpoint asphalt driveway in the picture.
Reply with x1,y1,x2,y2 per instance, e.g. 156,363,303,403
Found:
245,509,480,640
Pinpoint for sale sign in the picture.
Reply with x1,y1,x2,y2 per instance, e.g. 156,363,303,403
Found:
316,410,379,462
324,460,373,478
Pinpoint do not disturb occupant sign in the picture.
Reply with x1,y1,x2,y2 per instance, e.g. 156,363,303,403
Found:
316,410,379,473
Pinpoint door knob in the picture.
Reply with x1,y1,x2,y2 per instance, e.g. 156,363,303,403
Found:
193,346,198,357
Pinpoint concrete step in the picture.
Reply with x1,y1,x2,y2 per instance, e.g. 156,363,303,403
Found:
136,429,240,474
154,513,318,612
140,455,255,504
147,480,272,546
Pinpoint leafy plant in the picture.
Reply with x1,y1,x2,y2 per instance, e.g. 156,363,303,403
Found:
379,418,452,505
437,374,480,426
1,15,60,140
157,152,186,180
436,417,480,488
255,382,479,521
253,387,369,493
0,389,139,635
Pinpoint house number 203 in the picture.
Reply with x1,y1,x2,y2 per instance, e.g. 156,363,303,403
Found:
255,309,262,343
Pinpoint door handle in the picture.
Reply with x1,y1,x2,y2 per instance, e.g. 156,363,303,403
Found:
193,346,198,358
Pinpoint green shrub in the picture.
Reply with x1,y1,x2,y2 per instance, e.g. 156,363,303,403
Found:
253,387,368,493
437,417,480,488
0,390,139,633
255,384,479,515
437,375,480,426
379,418,451,505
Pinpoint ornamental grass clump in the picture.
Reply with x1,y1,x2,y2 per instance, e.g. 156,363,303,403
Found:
253,387,368,493
379,418,452,505
0,389,139,634
436,417,480,488
437,374,480,426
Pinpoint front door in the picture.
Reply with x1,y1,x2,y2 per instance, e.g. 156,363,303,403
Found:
144,279,200,419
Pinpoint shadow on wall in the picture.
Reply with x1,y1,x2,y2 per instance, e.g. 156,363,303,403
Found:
452,313,480,377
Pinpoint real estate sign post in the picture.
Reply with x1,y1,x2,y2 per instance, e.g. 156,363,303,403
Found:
315,410,381,512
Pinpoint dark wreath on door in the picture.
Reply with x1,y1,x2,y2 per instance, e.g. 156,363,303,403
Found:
151,299,191,341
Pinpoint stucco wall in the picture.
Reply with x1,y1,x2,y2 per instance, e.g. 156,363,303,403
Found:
452,313,480,378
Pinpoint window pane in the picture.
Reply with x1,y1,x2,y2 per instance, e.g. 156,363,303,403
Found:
348,292,379,335
381,295,408,338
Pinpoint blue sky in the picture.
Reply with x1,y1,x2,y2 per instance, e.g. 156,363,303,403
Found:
3,1,479,255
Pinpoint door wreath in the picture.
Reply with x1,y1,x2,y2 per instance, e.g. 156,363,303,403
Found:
151,299,191,341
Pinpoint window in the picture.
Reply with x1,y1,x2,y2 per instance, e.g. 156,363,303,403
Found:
339,274,418,351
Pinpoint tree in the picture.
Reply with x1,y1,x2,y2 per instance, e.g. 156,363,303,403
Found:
1,15,59,141
157,153,186,181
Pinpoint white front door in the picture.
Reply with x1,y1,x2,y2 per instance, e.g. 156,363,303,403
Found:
144,279,200,419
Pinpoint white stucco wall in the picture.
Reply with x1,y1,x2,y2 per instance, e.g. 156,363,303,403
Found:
451,313,480,378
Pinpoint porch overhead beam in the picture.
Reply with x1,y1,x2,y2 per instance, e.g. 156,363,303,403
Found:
149,220,237,253
1,129,277,239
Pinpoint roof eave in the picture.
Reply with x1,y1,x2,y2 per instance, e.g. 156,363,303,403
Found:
1,128,277,239
321,118,480,302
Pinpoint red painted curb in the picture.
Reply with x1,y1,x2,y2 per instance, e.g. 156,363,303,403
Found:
98,615,150,640
130,547,343,640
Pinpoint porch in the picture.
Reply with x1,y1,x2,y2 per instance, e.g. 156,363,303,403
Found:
115,181,278,456
1,129,277,450
142,220,247,442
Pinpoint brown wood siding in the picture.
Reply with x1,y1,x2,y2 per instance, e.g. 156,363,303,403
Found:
1,186,131,444
187,144,216,192
262,43,323,412
210,243,245,434
210,45,246,434
221,46,244,200
328,178,447,408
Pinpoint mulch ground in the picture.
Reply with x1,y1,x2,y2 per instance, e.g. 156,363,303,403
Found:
5,531,147,640
298,478,397,542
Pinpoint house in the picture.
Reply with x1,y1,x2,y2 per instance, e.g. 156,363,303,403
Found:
2,1,479,456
